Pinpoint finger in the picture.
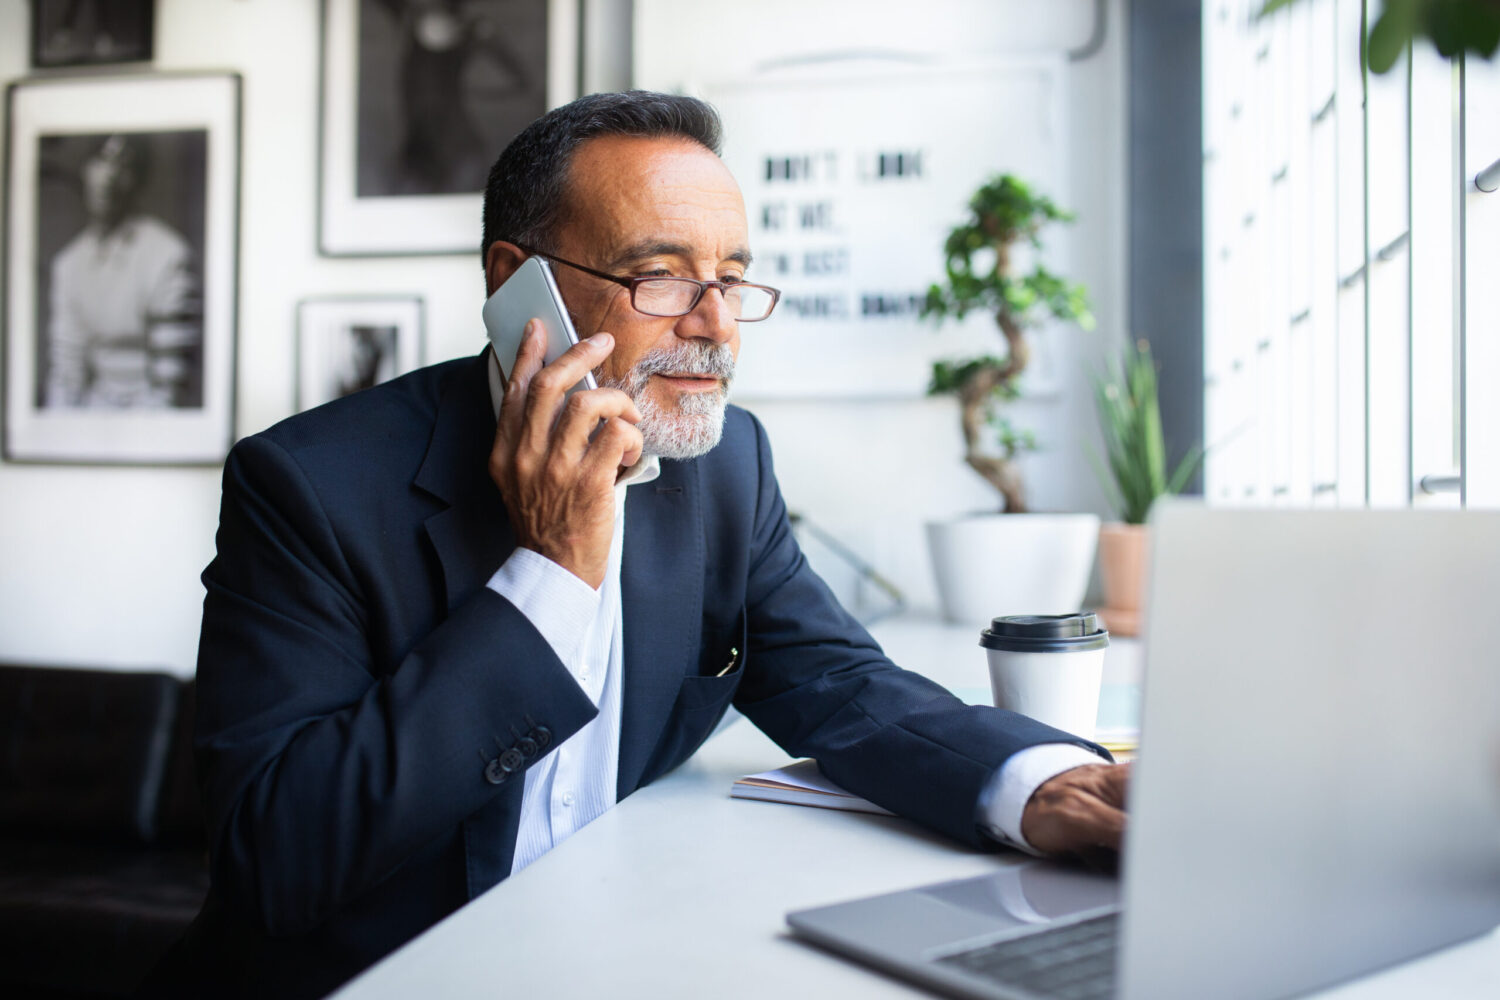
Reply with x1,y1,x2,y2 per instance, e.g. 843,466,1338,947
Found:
520,333,617,452
492,320,547,488
523,332,615,408
498,319,547,447
1020,764,1128,855
1065,760,1129,806
1033,798,1126,857
617,423,644,472
507,317,549,383
580,417,644,482
1078,801,1127,852
1100,761,1131,809
548,388,642,467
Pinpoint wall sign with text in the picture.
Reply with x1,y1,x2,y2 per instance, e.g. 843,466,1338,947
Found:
705,58,1070,399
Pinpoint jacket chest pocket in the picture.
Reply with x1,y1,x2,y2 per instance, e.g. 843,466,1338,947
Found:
682,604,747,708
637,607,748,787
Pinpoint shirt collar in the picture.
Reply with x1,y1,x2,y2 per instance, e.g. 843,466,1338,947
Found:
87,215,142,250
487,349,661,487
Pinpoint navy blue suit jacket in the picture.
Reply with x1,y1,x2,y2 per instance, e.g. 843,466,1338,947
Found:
163,351,1098,998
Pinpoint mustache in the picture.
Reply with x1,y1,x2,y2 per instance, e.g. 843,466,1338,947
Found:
632,341,736,380
600,341,736,394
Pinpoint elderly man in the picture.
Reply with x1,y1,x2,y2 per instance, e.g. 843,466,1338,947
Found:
165,92,1126,999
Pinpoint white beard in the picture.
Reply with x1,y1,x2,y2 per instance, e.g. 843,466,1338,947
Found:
597,340,735,460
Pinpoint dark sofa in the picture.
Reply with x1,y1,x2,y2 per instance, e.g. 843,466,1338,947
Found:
0,665,208,999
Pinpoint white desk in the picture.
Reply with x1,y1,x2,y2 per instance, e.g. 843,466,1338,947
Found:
331,616,1499,1000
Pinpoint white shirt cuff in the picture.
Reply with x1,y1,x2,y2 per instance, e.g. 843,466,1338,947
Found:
977,743,1112,855
486,547,601,670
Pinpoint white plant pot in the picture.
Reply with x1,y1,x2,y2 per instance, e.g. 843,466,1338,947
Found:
926,513,1101,626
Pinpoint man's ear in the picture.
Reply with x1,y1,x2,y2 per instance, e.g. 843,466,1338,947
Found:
484,241,528,295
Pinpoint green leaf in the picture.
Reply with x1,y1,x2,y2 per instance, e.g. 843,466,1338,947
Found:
1090,339,1200,524
1428,0,1500,59
1368,5,1414,73
1256,0,1301,19
1166,445,1205,496
929,355,1010,397
922,172,1092,502
1085,441,1126,516
1266,0,1500,71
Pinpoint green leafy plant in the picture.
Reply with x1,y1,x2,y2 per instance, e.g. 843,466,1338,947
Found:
921,175,1093,513
1260,0,1500,73
1092,339,1203,525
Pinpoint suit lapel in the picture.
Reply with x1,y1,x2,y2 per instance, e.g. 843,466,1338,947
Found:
616,458,704,795
413,354,708,880
413,353,522,894
414,352,516,615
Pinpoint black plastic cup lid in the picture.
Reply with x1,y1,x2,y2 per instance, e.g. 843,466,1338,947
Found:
979,612,1110,653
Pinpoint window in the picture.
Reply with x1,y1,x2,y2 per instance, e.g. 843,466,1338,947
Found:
1203,0,1494,510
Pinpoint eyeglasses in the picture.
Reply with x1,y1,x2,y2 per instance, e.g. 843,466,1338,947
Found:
513,243,780,322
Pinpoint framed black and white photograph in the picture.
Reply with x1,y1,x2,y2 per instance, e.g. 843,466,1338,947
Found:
3,73,240,464
319,0,576,256
296,296,424,411
30,0,155,68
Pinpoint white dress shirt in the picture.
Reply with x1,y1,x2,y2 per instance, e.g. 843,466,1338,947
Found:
47,214,197,408
482,354,1105,868
491,455,659,873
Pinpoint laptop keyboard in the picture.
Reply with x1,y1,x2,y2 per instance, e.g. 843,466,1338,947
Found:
933,911,1119,1000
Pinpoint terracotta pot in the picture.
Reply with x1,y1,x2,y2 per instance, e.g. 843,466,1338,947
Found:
1097,522,1148,637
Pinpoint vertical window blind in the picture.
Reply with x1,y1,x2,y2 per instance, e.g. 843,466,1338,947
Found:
1203,0,1499,510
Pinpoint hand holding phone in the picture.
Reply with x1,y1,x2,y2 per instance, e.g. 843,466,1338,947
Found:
482,255,598,398
483,256,642,588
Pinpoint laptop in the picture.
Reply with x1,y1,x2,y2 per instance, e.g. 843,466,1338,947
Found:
787,501,1500,1000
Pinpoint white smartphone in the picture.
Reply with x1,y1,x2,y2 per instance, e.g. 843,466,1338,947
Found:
481,255,599,397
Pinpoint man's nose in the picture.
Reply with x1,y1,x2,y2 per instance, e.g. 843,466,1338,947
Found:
675,285,737,344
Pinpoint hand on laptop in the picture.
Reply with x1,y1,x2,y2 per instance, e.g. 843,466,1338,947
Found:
1021,762,1130,866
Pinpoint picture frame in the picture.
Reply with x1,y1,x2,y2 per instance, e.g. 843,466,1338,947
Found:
318,0,577,257
3,73,241,465
295,296,425,411
30,0,156,69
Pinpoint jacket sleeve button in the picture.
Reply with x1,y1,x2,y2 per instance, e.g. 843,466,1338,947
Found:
530,726,552,750
517,736,539,758
499,748,525,772
484,758,508,785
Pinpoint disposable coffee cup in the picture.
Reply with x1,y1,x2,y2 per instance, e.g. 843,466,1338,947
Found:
979,613,1109,738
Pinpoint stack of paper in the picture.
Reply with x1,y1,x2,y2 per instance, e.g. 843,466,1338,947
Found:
1095,726,1139,762
734,734,1139,817
730,758,893,816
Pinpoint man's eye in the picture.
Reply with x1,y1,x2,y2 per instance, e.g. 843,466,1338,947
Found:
719,275,745,285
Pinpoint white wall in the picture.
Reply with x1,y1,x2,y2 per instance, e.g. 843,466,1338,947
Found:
0,0,1127,676
0,0,555,674
635,0,1129,614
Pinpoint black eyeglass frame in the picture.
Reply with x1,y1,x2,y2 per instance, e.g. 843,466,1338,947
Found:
510,242,781,322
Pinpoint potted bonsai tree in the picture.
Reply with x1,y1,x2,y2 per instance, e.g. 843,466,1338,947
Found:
1091,338,1202,635
920,174,1101,624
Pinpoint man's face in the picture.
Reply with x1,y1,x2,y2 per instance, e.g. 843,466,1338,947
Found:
545,135,750,458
